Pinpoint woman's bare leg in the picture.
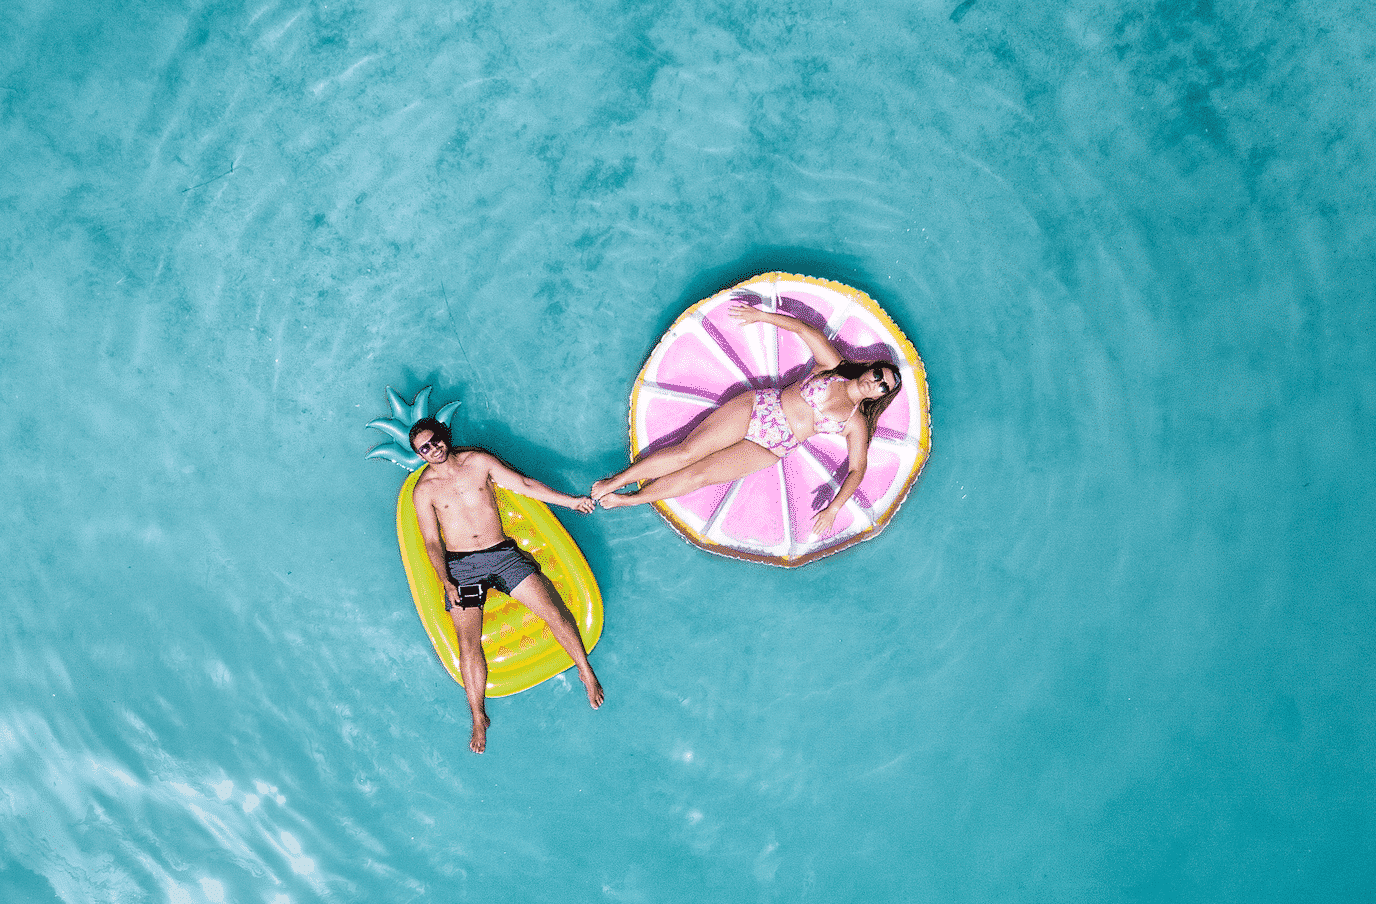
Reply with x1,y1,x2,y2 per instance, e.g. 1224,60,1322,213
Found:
592,391,756,499
600,439,781,507
508,573,604,709
450,606,491,753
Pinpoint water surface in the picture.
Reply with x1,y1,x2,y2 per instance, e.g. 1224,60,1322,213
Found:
2,1,1373,901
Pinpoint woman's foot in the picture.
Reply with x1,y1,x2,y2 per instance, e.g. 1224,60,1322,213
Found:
598,492,636,509
590,476,624,501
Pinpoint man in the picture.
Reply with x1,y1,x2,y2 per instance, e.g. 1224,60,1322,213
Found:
408,417,604,753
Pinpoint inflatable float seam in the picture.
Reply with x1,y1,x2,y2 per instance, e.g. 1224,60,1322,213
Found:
699,477,741,541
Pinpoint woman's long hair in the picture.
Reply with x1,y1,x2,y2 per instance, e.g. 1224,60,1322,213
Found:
811,360,902,439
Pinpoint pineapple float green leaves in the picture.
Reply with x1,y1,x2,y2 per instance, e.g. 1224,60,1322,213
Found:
365,386,461,472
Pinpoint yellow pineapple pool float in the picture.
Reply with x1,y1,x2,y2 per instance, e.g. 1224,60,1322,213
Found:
368,387,603,697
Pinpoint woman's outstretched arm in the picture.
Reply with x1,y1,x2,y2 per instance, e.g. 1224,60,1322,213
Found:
730,302,842,371
812,425,870,537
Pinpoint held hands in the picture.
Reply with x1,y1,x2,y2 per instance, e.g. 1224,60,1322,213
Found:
570,495,596,514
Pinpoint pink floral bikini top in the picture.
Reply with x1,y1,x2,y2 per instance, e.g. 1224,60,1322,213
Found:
800,375,859,434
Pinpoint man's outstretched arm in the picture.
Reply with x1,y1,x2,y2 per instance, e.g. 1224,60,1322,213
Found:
483,454,595,513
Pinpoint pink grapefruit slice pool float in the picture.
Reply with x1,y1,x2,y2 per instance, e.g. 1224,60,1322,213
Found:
629,272,931,566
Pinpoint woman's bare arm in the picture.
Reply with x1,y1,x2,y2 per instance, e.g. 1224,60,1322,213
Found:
730,302,842,371
812,425,869,537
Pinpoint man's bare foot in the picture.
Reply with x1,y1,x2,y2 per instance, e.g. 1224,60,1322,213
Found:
590,477,622,501
580,667,605,709
470,713,491,754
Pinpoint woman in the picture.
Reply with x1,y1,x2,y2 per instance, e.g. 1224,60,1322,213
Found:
592,301,902,537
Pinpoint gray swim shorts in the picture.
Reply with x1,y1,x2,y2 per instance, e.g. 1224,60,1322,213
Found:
443,539,540,610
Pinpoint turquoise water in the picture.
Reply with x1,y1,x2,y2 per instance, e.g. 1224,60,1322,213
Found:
3,0,1374,901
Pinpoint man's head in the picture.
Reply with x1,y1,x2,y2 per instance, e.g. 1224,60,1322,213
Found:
409,417,452,462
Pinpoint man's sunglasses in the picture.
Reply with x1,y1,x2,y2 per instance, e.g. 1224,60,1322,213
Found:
416,439,443,455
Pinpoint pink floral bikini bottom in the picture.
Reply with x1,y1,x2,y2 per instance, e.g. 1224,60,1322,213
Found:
743,388,800,457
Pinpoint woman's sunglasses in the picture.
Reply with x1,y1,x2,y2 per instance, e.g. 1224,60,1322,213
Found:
871,366,899,395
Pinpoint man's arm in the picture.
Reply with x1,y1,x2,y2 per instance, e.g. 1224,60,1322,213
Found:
482,454,595,513
413,482,460,607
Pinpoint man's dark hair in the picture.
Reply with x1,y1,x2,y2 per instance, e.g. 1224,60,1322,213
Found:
409,417,452,452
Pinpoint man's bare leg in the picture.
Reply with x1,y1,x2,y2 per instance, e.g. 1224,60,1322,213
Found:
450,606,491,753
508,573,605,708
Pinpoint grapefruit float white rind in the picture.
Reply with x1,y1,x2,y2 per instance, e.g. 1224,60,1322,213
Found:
628,272,931,567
